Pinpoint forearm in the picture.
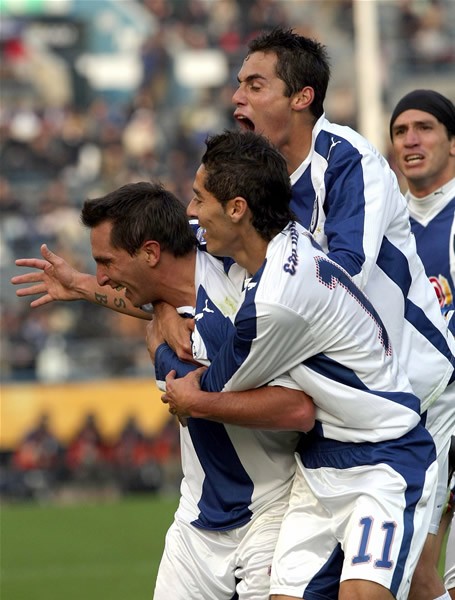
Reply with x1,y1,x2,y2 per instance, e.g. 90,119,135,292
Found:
184,386,314,431
75,273,152,319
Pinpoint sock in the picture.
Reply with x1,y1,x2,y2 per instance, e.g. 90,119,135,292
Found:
434,592,451,600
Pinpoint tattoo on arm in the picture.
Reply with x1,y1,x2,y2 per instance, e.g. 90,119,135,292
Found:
94,291,127,311
94,292,108,305
114,297,127,309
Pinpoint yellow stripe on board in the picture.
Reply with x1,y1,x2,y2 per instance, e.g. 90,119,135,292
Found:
0,378,169,450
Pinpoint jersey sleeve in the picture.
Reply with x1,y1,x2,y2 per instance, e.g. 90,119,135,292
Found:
323,144,401,291
154,343,198,391
200,300,314,393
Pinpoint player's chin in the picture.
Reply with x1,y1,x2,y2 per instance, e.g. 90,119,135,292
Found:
125,288,139,306
205,240,223,258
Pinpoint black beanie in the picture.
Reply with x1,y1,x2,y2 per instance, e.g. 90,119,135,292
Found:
389,89,455,139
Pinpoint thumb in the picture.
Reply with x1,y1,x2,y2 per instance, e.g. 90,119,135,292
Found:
193,366,207,382
41,244,55,262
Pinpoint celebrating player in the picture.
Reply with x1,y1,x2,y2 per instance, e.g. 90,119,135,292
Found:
161,129,437,600
12,178,315,600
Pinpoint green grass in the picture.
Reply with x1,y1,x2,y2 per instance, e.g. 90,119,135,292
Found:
0,494,179,600
1,494,450,599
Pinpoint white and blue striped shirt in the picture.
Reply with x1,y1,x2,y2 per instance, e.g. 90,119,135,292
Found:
155,250,299,531
290,115,455,410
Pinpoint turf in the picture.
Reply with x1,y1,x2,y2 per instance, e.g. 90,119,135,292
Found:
1,494,450,598
0,494,178,600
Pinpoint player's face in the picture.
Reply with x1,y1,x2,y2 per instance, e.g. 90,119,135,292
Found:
90,220,152,307
232,51,295,151
187,165,238,258
391,109,455,195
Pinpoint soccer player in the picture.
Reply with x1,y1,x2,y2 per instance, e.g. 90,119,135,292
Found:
160,129,437,600
389,89,454,314
390,88,455,600
231,27,453,410
228,28,455,600
12,179,315,600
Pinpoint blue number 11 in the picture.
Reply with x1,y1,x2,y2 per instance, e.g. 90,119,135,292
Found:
352,516,395,568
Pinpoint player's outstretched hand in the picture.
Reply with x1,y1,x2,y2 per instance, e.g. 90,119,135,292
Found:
11,244,87,307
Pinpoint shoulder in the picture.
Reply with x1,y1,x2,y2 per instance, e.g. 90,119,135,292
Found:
316,117,386,168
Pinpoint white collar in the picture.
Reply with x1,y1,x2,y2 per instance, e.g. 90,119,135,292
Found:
406,177,455,225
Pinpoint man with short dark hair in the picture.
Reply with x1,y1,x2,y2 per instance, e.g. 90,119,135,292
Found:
159,130,437,600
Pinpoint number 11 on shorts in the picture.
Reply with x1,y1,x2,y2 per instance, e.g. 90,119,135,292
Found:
352,516,396,568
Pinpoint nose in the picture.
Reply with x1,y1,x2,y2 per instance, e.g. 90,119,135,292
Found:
186,198,197,218
232,85,245,106
403,128,419,146
96,265,109,286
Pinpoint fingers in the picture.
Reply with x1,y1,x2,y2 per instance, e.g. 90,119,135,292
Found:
11,272,45,286
185,318,195,332
165,370,176,385
29,295,52,308
14,258,48,269
15,283,46,297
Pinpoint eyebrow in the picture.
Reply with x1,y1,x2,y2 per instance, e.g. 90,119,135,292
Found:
237,73,267,84
394,118,436,130
93,255,111,265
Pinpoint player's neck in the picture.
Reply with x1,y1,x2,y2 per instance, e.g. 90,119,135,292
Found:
160,251,197,307
280,124,313,175
407,169,455,198
232,230,270,276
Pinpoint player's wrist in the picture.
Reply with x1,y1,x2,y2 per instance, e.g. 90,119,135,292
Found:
75,272,100,301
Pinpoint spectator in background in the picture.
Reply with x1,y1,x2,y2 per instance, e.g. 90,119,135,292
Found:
390,88,455,600
113,415,162,494
66,413,110,485
11,413,65,499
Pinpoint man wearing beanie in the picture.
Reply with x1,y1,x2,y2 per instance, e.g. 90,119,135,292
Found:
390,89,455,600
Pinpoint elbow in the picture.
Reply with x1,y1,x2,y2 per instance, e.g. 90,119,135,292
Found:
298,398,316,433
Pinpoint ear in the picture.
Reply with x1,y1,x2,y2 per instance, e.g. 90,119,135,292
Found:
226,196,249,224
450,136,455,157
142,240,161,266
291,86,314,112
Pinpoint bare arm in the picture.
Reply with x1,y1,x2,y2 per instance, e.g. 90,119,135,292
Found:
162,368,315,432
11,244,151,319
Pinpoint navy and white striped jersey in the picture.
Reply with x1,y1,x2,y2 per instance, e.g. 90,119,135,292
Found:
155,250,299,531
290,115,455,410
199,222,423,446
406,178,455,314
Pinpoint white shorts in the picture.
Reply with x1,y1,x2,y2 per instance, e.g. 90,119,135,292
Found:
425,382,455,534
153,496,289,600
270,449,437,600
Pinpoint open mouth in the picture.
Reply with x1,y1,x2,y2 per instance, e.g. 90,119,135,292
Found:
235,115,255,131
404,154,424,164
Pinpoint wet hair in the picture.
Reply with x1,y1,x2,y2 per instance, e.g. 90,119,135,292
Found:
81,181,196,257
248,26,331,119
201,130,295,241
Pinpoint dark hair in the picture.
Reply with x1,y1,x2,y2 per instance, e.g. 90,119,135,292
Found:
201,130,294,240
248,27,330,119
81,181,196,256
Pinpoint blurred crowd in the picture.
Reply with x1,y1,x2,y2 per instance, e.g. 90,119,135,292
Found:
1,0,454,384
0,411,181,501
